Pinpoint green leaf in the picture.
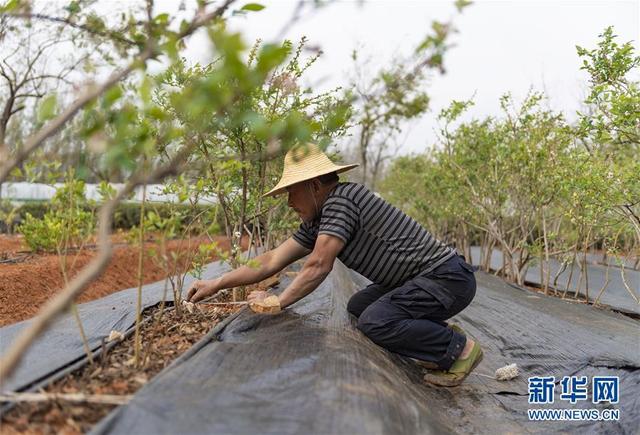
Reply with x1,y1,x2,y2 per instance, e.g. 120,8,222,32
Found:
103,85,123,107
0,0,20,13
155,13,170,24
140,76,152,104
454,0,472,12
65,1,81,14
162,34,180,61
241,3,265,11
37,94,58,122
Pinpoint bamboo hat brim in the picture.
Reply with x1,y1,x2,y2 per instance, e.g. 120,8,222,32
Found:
263,143,358,197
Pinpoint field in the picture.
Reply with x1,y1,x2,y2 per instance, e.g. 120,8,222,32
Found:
0,0,638,433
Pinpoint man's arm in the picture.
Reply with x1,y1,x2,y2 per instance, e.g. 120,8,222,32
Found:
187,237,311,302
258,234,344,309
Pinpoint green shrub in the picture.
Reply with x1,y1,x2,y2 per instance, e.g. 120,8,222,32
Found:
17,179,96,252
9,201,223,234
15,201,50,221
114,202,221,231
19,211,92,252
0,200,21,234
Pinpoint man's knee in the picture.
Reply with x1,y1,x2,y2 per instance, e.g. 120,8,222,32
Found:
347,291,368,318
347,283,387,318
356,302,394,343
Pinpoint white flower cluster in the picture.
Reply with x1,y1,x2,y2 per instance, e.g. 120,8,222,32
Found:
272,73,298,96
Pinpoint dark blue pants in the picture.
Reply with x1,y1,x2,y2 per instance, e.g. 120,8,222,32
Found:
347,255,476,370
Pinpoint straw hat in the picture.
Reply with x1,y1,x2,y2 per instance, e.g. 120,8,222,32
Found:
263,143,358,197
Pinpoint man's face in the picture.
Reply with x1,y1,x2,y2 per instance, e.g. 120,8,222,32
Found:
286,181,317,223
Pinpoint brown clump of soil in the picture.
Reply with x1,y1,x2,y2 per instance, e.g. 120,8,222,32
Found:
0,234,237,327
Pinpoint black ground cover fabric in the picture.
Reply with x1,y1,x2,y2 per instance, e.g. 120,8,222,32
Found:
93,260,639,435
470,247,640,315
584,252,637,269
0,262,231,393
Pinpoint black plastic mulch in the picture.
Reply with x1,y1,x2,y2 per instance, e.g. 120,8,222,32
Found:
469,247,640,316
92,260,639,435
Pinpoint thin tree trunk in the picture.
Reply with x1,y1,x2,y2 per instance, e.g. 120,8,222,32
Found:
620,260,640,303
57,186,93,365
70,304,93,365
463,223,472,263
542,209,550,293
0,143,195,381
562,248,578,299
578,226,592,301
593,260,610,306
553,258,568,289
574,255,585,301
539,247,544,292
134,182,146,367
481,232,491,271
582,247,589,302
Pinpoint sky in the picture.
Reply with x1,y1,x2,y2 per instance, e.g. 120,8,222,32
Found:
175,0,639,154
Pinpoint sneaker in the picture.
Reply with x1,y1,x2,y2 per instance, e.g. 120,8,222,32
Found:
423,340,484,387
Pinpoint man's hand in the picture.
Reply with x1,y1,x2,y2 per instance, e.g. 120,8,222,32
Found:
247,290,269,303
187,279,220,303
185,238,309,304
247,290,281,314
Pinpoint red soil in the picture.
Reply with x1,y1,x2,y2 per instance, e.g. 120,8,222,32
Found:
0,234,235,327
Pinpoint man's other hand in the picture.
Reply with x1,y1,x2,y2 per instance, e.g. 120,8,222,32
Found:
248,291,281,314
187,279,219,303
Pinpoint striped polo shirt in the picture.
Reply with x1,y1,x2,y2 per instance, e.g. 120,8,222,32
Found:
292,182,456,288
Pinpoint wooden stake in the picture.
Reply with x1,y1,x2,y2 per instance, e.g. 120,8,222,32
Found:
0,392,132,405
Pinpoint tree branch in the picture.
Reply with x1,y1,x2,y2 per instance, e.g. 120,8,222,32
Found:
0,51,148,183
0,0,237,184
0,142,195,383
0,391,132,405
0,0,240,381
4,13,139,47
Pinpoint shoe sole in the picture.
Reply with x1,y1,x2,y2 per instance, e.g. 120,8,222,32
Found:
423,348,484,388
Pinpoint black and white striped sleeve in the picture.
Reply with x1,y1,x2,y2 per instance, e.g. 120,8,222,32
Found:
292,220,317,250
318,196,360,244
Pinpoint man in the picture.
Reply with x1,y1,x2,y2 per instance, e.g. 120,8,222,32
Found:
187,143,482,386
